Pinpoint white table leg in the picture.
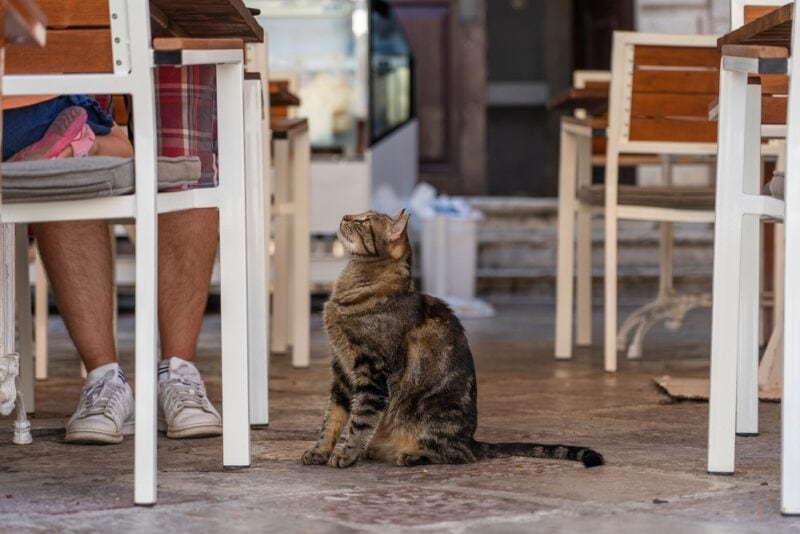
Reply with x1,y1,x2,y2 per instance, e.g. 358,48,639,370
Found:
271,139,291,355
291,129,311,369
217,61,252,468
708,66,748,475
244,78,270,426
555,124,578,359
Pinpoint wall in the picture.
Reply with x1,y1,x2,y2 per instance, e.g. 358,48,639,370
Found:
636,0,729,34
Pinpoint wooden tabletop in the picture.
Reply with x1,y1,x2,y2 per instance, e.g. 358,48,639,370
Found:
150,0,263,43
548,87,609,113
718,2,793,49
4,0,46,47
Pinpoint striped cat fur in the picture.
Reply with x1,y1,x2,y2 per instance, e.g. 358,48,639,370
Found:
302,210,603,469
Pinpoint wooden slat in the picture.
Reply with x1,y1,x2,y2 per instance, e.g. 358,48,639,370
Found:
38,0,109,28
547,87,609,112
762,95,787,124
744,5,782,25
592,137,606,156
153,37,244,50
629,118,717,143
756,73,789,94
6,29,112,74
632,70,719,94
149,0,263,43
634,46,720,67
631,93,717,118
584,81,610,90
721,44,788,58
719,3,793,49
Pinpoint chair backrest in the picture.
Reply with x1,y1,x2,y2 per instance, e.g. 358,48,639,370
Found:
6,0,115,75
608,32,720,155
731,0,787,30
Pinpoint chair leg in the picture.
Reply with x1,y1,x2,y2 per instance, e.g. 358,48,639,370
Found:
708,67,748,475
291,129,311,369
244,78,270,426
217,61,251,468
736,83,763,437
575,134,593,347
15,226,34,415
33,244,48,381
555,125,578,359
271,139,291,355
782,24,800,514
603,152,620,373
736,214,760,436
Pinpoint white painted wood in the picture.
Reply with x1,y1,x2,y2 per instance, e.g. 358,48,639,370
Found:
271,140,291,354
708,65,749,475
125,0,160,506
555,122,578,359
216,60,251,468
736,83,763,436
244,77,269,426
291,129,311,369
781,7,800,515
575,134,593,347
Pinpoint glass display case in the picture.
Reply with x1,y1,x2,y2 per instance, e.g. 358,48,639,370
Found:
249,0,418,284
369,0,414,145
250,0,414,158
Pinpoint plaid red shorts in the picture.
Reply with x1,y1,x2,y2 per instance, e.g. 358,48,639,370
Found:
154,65,217,188
98,65,218,188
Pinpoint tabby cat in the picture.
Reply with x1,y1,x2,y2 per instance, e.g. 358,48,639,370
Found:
301,209,603,469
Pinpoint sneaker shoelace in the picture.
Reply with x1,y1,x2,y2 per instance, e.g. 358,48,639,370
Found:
77,376,127,422
162,375,211,417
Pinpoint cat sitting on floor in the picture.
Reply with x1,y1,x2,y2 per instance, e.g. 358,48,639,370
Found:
302,209,604,469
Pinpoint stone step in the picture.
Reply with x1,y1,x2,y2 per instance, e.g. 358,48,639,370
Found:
464,196,713,291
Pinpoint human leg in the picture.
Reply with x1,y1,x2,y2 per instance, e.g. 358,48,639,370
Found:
156,208,222,438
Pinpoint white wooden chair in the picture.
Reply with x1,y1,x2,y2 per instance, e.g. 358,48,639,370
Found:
1,0,265,506
556,32,720,372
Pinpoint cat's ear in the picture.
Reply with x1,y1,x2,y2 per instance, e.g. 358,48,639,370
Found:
389,209,410,241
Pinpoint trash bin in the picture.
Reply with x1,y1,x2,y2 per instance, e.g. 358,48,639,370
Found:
420,212,482,299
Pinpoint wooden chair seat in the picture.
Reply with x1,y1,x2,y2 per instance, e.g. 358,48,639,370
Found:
578,184,716,211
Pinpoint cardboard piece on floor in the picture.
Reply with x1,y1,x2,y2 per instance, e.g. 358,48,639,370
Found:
654,375,781,403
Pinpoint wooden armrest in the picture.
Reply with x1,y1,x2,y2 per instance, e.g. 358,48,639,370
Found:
271,118,309,139
721,44,788,59
153,38,244,51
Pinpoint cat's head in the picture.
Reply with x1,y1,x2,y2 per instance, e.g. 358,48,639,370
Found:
338,209,411,260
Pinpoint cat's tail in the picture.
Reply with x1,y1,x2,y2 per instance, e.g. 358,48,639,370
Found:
473,441,604,468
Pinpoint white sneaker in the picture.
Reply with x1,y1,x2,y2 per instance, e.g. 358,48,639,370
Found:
65,363,134,444
158,357,222,439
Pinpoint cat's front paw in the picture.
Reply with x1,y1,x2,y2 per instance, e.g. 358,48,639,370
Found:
328,444,360,468
302,447,331,465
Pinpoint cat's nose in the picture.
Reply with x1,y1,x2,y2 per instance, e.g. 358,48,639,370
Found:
342,214,353,222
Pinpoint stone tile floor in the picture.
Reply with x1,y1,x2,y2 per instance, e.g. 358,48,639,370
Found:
0,295,797,532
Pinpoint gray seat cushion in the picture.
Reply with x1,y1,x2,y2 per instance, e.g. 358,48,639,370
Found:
578,184,715,210
1,156,201,203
